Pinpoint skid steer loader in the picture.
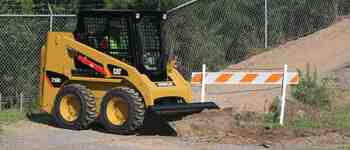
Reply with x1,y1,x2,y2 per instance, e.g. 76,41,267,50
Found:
40,9,219,134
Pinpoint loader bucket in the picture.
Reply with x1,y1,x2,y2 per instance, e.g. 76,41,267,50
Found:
149,102,219,119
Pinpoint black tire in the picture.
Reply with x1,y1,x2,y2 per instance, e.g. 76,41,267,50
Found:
99,87,145,134
53,84,97,130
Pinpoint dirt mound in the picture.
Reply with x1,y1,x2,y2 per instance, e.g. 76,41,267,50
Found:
173,108,350,146
230,18,350,72
334,63,350,89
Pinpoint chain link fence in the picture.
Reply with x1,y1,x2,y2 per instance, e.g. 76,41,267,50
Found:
164,0,339,79
0,15,76,111
0,0,348,111
163,0,343,110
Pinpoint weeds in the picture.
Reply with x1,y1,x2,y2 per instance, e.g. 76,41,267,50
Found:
289,114,320,129
263,112,282,129
287,65,350,129
292,64,336,108
320,105,350,129
264,65,348,129
285,104,350,129
0,109,26,125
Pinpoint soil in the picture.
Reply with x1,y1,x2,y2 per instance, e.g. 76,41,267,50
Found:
231,18,350,73
174,108,350,146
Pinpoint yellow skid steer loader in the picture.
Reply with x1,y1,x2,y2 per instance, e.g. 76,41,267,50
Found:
39,9,219,134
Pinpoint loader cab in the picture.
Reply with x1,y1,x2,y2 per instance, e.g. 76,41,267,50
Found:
74,10,168,81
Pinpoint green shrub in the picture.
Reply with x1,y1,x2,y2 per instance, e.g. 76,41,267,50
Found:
291,65,336,108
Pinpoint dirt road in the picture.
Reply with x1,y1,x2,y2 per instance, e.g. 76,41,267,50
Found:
0,120,265,150
1,110,349,150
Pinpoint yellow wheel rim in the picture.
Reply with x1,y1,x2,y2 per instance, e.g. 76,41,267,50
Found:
59,94,81,122
106,97,129,126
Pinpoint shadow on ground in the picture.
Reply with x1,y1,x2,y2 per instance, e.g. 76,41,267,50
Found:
26,112,55,126
137,113,177,136
27,112,177,136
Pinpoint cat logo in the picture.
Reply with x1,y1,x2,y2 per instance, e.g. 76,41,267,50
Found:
113,68,122,75
107,64,128,76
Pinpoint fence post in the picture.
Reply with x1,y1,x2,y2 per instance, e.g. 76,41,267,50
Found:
48,3,53,32
20,92,23,112
264,0,268,48
279,64,288,125
201,64,206,103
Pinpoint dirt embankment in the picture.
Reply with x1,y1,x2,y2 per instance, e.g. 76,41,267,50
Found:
193,18,350,112
231,18,350,72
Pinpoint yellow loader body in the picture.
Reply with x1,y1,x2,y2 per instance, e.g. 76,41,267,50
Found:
40,32,192,114
38,10,218,134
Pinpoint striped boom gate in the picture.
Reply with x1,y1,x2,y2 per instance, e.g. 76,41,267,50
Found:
191,72,299,85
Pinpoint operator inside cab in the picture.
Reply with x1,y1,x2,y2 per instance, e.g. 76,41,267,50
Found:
74,10,167,81
100,22,129,63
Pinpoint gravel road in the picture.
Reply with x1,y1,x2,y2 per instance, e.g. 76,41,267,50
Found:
0,119,267,150
1,120,349,150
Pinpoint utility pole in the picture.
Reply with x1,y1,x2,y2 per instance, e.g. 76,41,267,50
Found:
48,3,53,32
265,0,268,49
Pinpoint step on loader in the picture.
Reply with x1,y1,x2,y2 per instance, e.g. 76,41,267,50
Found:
40,9,219,134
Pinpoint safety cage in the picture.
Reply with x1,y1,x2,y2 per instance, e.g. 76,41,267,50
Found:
74,10,169,81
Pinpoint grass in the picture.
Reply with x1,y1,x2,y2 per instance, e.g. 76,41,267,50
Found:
261,64,350,131
0,99,40,126
263,65,350,129
320,105,350,129
263,112,282,129
0,109,26,125
263,82,350,130
288,76,350,129
289,106,350,129
289,114,320,129
263,103,350,129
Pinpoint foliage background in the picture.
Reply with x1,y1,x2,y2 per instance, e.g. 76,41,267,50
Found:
0,0,349,97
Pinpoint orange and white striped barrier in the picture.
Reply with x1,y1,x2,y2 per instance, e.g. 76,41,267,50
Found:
191,72,299,85
194,64,298,126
